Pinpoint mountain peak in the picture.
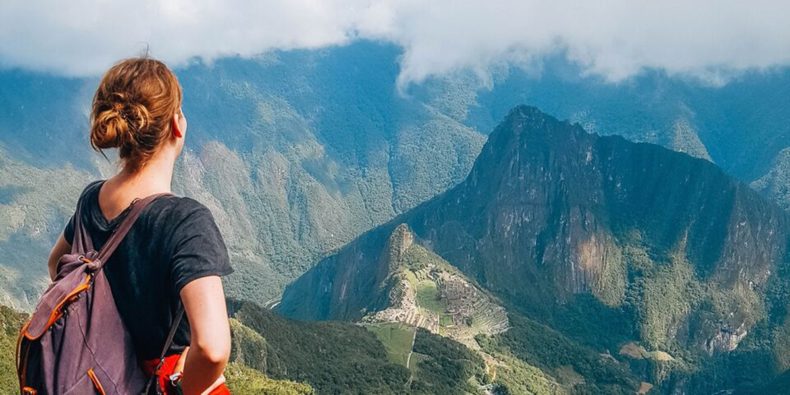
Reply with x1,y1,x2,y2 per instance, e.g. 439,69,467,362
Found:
495,104,576,140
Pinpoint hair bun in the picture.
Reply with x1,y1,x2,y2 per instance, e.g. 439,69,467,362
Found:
90,93,151,150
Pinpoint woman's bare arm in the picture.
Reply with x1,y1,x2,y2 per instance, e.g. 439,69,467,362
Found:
47,232,71,280
179,275,231,394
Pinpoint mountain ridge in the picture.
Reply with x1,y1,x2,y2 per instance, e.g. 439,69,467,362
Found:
278,105,790,393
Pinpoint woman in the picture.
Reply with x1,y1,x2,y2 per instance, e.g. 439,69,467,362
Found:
46,57,233,394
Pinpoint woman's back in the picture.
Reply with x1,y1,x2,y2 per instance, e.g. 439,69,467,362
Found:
63,180,233,360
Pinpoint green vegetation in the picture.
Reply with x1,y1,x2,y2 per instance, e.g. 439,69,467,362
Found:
774,313,790,371
0,149,90,311
638,253,701,350
366,322,489,394
365,322,416,366
0,43,488,310
414,281,446,314
484,351,566,395
751,147,790,211
477,311,640,394
361,227,509,351
409,328,486,395
3,49,790,395
0,306,26,394
279,105,790,394
225,363,314,394
591,237,627,307
231,300,411,393
230,300,489,394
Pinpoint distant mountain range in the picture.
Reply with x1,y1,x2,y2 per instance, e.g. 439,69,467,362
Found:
1,40,788,315
278,106,790,393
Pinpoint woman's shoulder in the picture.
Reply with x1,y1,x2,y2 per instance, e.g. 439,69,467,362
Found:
155,195,212,215
149,194,218,228
149,196,227,258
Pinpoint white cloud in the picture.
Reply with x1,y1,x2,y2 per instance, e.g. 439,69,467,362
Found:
2,0,789,88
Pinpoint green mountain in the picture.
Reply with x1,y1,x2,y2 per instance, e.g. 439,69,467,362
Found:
278,106,790,393
358,223,510,350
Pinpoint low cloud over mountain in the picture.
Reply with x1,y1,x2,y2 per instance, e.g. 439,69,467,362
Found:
2,0,789,89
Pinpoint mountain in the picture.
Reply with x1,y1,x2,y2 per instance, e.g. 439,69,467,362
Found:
456,61,790,183
278,106,790,393
1,41,788,312
357,223,510,348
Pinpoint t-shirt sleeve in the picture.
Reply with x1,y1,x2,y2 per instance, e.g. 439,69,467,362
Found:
169,202,234,293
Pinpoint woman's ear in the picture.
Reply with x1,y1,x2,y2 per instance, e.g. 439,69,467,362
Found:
171,113,183,138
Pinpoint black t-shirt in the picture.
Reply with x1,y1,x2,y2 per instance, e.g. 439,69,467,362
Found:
63,180,234,360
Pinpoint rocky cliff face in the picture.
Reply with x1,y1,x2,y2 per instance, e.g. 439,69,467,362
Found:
279,105,790,392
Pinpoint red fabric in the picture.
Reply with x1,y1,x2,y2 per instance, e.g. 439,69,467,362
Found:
142,355,230,395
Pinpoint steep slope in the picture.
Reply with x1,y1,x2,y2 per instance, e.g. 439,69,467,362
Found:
752,147,790,211
279,105,790,393
228,300,487,394
0,149,91,310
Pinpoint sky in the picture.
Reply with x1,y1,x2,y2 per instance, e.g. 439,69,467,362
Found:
1,0,789,89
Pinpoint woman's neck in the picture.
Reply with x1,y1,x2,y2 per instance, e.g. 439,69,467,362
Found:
116,154,175,194
105,152,177,203
99,147,180,221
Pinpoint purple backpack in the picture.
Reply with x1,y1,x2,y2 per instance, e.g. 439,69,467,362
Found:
16,193,182,394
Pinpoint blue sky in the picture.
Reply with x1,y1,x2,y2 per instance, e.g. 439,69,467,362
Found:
2,0,789,89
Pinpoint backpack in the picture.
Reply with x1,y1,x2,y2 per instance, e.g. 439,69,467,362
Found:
16,192,183,394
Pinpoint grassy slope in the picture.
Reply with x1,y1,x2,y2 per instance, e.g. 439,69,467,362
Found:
231,300,490,394
0,306,26,394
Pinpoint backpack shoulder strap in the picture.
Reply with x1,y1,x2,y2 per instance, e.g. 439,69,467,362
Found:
144,305,185,394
